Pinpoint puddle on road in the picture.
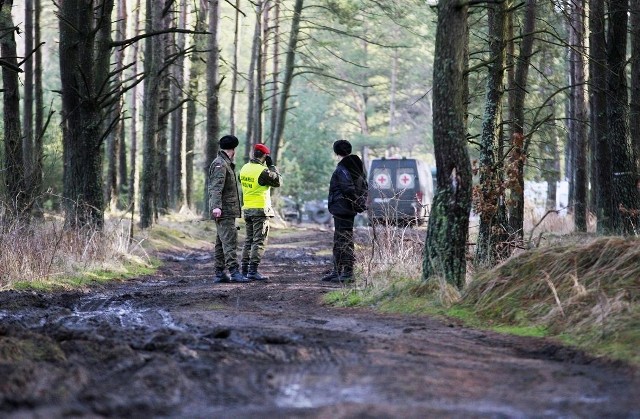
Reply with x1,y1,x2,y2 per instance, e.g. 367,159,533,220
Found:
58,296,184,332
0,295,183,333
160,251,212,262
276,381,373,408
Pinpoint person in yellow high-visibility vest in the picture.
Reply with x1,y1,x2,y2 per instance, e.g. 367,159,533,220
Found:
239,143,281,280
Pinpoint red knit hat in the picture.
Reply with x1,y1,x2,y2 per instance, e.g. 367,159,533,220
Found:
254,143,270,155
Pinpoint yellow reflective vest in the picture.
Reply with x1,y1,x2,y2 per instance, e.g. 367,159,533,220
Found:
240,162,272,210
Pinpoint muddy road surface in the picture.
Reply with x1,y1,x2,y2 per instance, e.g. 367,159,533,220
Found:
0,228,638,418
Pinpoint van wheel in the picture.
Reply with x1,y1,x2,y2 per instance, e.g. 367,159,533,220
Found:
311,209,331,224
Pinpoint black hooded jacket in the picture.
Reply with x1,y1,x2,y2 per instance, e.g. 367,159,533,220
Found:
328,154,367,217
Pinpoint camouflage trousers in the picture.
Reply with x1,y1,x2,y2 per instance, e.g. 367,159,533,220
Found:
241,214,270,266
214,217,240,271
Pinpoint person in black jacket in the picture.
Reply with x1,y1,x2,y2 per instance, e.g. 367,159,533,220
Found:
321,140,367,283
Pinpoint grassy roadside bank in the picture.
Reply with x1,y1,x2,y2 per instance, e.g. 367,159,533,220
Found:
326,234,640,367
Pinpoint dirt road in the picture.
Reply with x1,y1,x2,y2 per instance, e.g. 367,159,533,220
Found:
0,228,638,418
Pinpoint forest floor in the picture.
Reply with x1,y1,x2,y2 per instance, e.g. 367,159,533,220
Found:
0,227,638,418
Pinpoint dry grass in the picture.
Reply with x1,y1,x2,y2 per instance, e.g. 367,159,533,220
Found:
352,223,463,307
0,214,149,290
358,225,423,284
464,236,640,364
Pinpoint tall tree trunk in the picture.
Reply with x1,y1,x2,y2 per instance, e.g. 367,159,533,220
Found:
140,0,164,228
589,0,615,234
186,0,208,209
117,0,128,207
23,0,34,203
538,45,560,211
127,0,141,227
507,0,536,242
105,0,128,211
156,11,173,216
59,0,114,229
1,0,26,217
630,1,640,170
230,0,241,136
33,0,45,218
203,0,221,217
271,0,303,164
244,4,261,163
475,0,508,267
170,0,187,210
607,0,639,234
422,0,471,289
254,0,265,147
569,0,588,232
268,0,280,148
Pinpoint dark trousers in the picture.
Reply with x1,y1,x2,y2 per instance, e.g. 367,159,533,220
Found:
333,215,355,273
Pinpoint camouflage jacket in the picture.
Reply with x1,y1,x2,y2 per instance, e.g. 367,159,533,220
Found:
208,150,242,218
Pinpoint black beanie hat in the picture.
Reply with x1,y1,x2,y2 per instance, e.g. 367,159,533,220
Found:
333,140,352,156
219,135,239,149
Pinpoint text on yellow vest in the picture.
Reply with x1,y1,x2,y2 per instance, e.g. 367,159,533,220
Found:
240,162,272,209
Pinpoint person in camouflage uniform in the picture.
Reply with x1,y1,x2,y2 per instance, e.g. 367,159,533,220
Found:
208,135,250,283
239,143,281,280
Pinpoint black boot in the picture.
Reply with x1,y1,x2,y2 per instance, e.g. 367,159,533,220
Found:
229,268,251,283
241,263,249,277
338,268,354,283
247,263,268,281
321,267,340,282
213,269,231,283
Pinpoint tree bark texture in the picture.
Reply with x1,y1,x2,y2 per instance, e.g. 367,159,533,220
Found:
422,0,472,290
59,0,114,229
169,0,187,210
630,1,640,170
255,0,265,146
475,0,508,267
269,0,280,148
156,11,173,215
140,0,164,228
23,0,34,190
230,0,241,136
589,0,615,234
569,1,588,232
1,0,26,217
105,0,127,211
186,0,208,209
244,5,261,163
127,0,142,219
607,0,639,234
271,0,304,164
507,0,536,241
203,0,221,216
33,0,45,218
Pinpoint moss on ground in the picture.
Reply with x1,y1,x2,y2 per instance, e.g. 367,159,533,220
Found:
327,236,640,366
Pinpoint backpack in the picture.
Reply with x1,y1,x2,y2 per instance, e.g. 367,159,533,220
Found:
352,171,369,213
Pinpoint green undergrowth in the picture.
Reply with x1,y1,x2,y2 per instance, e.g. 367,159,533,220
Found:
326,236,640,366
12,259,160,292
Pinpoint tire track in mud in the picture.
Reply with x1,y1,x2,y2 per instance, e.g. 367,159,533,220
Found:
0,227,639,418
